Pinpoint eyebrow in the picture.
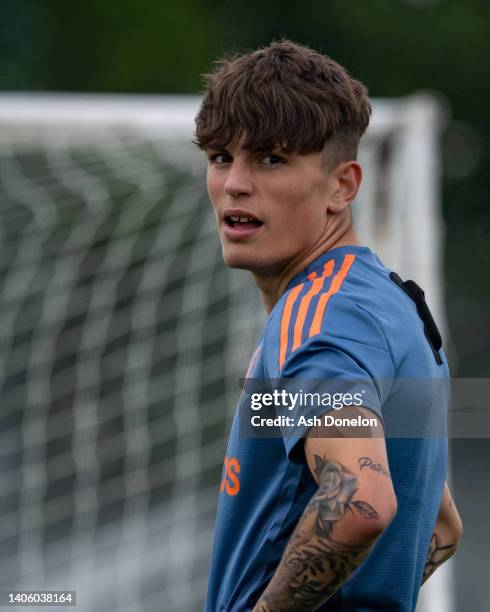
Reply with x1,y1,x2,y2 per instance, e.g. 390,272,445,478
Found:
205,145,290,160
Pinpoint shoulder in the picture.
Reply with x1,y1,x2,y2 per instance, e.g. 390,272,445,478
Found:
262,254,393,377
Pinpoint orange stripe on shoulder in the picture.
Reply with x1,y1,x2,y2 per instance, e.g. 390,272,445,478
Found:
292,276,326,351
279,283,304,370
308,254,356,338
291,258,334,352
322,258,334,277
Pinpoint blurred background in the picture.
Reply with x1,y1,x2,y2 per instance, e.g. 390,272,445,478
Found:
0,0,488,610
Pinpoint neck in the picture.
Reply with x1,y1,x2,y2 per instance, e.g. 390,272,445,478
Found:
252,210,360,314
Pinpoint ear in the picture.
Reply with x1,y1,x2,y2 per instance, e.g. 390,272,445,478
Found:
328,161,363,214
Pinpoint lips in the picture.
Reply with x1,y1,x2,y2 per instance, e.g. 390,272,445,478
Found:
222,208,263,239
222,208,262,225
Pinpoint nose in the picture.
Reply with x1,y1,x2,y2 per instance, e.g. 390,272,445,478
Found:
223,159,254,198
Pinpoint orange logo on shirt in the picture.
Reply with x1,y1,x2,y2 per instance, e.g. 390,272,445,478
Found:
220,456,240,496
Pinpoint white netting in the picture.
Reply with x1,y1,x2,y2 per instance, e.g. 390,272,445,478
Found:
0,94,449,612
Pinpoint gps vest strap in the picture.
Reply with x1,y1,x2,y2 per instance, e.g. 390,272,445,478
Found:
389,272,443,365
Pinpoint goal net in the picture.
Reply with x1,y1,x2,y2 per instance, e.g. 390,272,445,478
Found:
0,93,451,611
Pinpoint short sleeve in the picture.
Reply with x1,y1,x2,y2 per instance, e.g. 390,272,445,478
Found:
276,297,395,462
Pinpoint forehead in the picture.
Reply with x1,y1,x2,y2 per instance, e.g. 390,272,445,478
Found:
214,134,317,157
205,126,292,153
222,143,285,157
206,134,273,153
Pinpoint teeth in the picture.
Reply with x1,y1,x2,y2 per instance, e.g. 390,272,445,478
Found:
227,214,259,224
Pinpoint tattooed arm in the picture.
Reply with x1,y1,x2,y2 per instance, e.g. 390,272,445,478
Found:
254,408,397,612
422,481,463,585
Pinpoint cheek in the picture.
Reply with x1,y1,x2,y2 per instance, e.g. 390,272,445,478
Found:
207,173,222,213
274,181,327,231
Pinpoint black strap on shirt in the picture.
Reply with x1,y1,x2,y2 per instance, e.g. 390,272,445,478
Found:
389,271,443,365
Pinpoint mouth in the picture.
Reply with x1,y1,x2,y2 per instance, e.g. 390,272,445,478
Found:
222,210,264,239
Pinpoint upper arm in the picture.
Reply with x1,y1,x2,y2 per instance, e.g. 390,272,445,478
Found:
273,289,398,532
304,406,398,537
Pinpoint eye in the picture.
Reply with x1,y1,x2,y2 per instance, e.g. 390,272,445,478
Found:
260,154,285,167
208,152,232,165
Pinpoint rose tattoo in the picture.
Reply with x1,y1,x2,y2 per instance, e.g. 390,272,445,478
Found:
312,456,379,537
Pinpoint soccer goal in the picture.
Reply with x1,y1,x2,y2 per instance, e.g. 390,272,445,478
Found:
0,93,451,612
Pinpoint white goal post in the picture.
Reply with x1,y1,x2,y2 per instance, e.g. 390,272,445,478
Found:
0,93,451,612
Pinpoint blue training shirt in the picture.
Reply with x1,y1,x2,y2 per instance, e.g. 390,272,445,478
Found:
206,245,449,612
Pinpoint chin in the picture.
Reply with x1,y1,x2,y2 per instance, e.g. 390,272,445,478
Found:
220,244,257,270
221,245,281,275
222,251,255,270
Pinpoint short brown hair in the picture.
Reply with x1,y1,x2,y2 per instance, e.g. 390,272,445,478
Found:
194,40,371,168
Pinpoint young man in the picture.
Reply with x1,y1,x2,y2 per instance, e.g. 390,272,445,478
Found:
194,40,462,611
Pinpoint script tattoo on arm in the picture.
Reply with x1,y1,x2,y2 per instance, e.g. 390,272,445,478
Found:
253,456,380,611
421,533,458,584
358,456,390,479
